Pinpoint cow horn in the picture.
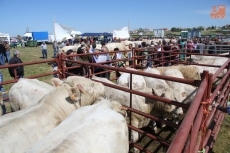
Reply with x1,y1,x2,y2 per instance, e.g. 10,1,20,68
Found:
121,106,128,110
77,84,86,94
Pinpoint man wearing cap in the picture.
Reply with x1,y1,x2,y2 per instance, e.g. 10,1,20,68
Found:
8,50,24,79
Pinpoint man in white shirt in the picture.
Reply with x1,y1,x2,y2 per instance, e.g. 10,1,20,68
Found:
40,42,47,59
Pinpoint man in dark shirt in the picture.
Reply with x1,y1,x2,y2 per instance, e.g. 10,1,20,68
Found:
0,40,6,92
0,41,7,65
8,50,24,78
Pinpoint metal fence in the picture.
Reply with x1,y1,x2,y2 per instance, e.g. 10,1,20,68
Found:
0,45,229,153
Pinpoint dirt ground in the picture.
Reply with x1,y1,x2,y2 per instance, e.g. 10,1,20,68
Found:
129,121,178,153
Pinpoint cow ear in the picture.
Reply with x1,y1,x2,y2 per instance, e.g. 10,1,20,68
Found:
152,88,161,97
51,78,63,87
76,84,86,94
181,92,186,97
111,101,127,117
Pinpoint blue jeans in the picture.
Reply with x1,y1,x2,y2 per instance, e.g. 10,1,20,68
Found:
147,55,153,67
42,49,47,59
0,72,5,92
6,51,10,63
0,54,6,65
53,50,58,58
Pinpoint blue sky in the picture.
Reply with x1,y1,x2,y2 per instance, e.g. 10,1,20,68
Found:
0,0,229,36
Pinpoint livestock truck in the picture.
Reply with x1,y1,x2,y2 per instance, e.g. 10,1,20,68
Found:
23,31,49,46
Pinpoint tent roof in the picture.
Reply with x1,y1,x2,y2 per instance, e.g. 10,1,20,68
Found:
71,31,82,35
80,32,112,37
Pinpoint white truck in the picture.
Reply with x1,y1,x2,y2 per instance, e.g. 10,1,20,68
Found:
23,31,49,46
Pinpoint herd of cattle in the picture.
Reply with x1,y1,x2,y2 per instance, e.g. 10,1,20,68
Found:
0,53,228,153
60,39,177,53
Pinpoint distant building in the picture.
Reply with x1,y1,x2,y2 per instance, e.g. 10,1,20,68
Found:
181,30,201,39
143,28,152,33
153,29,164,38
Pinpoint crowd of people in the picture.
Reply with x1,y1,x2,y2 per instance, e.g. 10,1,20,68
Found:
49,35,226,80
0,41,24,89
0,40,24,114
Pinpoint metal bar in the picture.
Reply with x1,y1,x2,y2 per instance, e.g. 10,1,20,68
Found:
203,91,229,153
167,71,208,153
128,124,171,146
129,73,133,143
0,59,55,69
209,69,230,103
91,78,189,109
72,59,199,86
212,58,230,81
199,71,209,151
129,141,152,153
123,106,179,128
183,105,204,153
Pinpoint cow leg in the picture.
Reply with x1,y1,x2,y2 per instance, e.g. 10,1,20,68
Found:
161,117,167,128
150,120,158,133
1,104,6,115
131,121,140,153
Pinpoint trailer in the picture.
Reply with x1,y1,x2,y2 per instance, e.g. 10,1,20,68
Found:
0,32,10,44
23,31,49,46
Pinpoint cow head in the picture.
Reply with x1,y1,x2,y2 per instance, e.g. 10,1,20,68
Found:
69,84,86,103
111,101,127,117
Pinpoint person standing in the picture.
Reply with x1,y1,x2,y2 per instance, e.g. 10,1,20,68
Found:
179,39,187,61
4,41,10,63
0,70,6,114
0,41,6,93
52,41,58,58
113,47,126,78
40,42,47,59
8,50,24,79
128,43,133,66
0,41,7,66
21,39,25,48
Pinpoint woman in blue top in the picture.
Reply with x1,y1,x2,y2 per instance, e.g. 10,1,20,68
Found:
179,39,187,61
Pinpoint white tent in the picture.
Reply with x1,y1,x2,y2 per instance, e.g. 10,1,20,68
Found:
71,30,82,37
113,26,130,39
0,32,10,44
54,22,73,42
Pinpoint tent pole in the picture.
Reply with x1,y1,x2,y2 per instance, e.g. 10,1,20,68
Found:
53,15,57,43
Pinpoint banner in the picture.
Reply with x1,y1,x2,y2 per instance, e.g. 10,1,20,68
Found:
113,26,130,39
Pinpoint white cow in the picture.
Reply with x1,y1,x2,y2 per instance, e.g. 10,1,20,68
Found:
92,76,175,153
143,67,183,127
163,69,187,103
61,44,81,53
27,99,129,153
156,65,201,80
0,76,104,153
117,67,146,92
192,56,229,75
163,69,197,110
9,78,55,111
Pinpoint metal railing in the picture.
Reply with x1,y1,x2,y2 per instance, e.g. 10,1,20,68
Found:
0,46,229,153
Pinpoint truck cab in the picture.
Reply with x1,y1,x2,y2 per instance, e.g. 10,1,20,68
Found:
180,31,188,39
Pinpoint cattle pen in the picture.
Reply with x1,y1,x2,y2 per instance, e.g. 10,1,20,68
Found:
0,45,229,153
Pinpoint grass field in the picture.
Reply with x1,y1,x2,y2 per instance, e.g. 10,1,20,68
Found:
1,45,54,91
0,44,229,152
